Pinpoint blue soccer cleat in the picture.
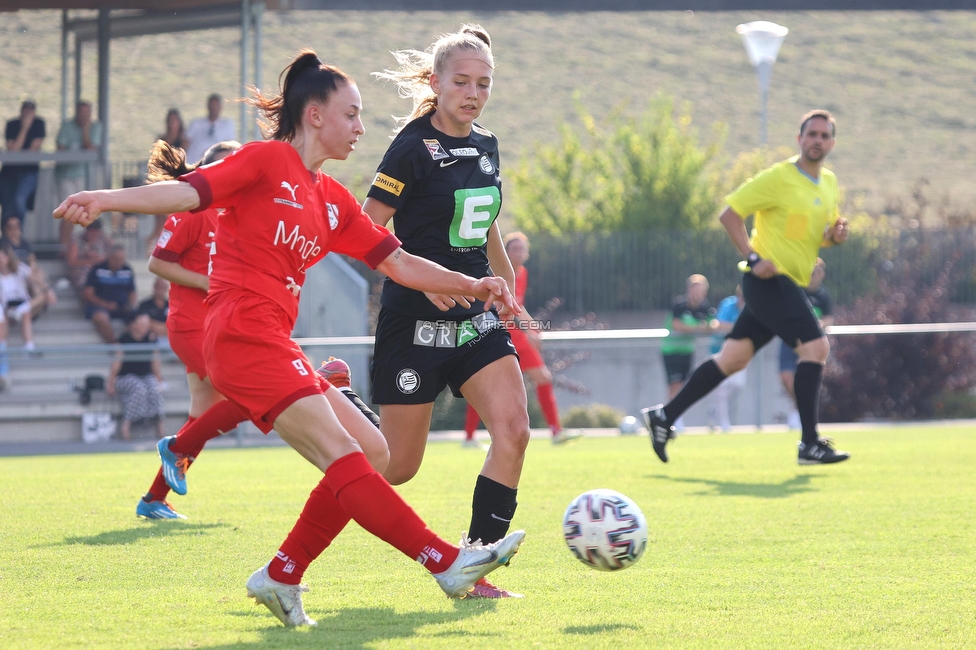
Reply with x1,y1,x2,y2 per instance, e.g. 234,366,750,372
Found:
157,435,190,495
136,497,187,520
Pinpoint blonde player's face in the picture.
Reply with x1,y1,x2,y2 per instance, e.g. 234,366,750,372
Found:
314,82,365,161
798,117,835,163
430,52,493,129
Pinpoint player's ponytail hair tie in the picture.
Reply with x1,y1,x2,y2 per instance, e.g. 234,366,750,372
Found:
373,23,494,132
246,48,352,142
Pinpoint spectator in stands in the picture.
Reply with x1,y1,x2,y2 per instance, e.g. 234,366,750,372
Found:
56,101,102,251
0,100,46,226
67,218,112,290
0,240,40,351
158,108,188,150
108,313,165,440
137,276,169,339
83,243,136,343
0,216,56,309
184,94,236,164
0,310,8,390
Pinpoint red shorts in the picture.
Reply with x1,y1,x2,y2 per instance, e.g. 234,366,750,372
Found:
168,327,208,379
509,326,545,371
204,292,330,433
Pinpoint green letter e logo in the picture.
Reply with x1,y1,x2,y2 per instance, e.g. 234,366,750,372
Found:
450,187,500,247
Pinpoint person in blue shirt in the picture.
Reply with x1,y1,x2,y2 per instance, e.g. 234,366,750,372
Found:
709,286,747,432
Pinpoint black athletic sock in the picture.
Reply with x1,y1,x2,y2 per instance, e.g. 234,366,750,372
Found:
339,387,380,429
467,474,518,545
663,359,727,424
794,361,823,446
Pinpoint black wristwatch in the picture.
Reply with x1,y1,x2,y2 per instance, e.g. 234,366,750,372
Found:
747,252,761,267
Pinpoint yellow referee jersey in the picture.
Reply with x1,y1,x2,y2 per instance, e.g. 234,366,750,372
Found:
725,156,839,288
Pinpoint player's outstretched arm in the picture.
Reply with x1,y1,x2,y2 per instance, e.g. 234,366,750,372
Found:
54,182,201,228
377,247,521,316
147,257,209,292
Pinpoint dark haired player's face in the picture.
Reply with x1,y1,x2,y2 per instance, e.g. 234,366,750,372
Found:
315,83,365,161
798,117,835,163
431,53,493,130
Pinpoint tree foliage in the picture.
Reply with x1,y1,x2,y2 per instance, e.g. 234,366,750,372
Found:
509,96,728,235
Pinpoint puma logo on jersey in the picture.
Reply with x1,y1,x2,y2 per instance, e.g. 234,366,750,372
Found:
168,215,181,227
274,221,322,262
275,181,303,209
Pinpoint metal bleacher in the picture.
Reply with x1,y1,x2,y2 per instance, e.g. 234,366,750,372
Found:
0,256,192,443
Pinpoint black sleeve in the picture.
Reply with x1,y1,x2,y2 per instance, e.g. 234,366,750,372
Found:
366,134,426,211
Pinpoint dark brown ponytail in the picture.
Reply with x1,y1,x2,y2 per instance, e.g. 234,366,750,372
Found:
247,49,352,142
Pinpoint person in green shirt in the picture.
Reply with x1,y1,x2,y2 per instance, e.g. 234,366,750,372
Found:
660,274,716,431
643,110,850,466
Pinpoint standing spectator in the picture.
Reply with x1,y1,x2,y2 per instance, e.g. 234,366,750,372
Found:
56,101,102,250
0,101,46,225
0,241,40,351
108,313,166,440
83,244,136,343
184,94,236,164
137,277,170,339
158,108,188,150
660,274,715,431
709,285,747,432
780,258,833,430
66,218,112,290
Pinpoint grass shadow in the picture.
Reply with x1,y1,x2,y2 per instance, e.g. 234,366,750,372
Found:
36,522,229,548
210,602,498,649
649,473,825,499
565,623,640,635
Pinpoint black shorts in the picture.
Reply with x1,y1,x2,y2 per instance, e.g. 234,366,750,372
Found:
662,353,693,384
370,308,518,404
730,273,824,352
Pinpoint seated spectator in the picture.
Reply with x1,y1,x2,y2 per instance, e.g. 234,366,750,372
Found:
0,241,43,351
137,277,169,339
0,100,45,226
108,313,165,440
83,244,136,343
67,218,112,290
0,216,57,307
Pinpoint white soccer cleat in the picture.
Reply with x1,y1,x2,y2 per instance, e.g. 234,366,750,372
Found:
245,564,317,627
433,530,526,598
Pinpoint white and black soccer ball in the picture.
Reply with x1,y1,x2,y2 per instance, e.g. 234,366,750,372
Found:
619,415,642,434
563,488,648,571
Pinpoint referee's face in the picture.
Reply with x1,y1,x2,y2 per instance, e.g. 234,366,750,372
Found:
798,117,835,163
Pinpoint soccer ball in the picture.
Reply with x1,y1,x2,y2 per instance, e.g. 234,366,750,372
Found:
563,489,648,571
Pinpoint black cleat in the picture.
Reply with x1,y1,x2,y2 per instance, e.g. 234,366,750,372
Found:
641,405,675,463
797,438,850,465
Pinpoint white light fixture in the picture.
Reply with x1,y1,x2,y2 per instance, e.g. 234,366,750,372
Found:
736,21,789,145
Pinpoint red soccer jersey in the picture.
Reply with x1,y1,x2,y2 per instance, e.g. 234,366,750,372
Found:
180,140,400,327
151,208,218,332
514,265,528,305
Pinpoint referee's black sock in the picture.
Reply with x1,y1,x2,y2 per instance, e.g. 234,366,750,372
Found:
794,361,823,446
467,474,518,545
663,359,727,424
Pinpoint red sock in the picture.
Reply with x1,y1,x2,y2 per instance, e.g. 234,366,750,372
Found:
537,383,561,434
464,404,481,439
146,416,197,501
268,476,352,585
169,400,246,455
325,452,459,573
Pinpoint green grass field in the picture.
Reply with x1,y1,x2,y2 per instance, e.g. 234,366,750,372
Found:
2,426,974,649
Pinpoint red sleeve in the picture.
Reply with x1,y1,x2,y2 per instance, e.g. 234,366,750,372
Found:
178,141,270,212
330,186,401,269
151,212,202,262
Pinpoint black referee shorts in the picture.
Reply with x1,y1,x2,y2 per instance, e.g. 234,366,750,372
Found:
370,308,518,405
729,273,825,352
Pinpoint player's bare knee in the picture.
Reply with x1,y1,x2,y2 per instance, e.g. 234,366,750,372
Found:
383,459,420,485
797,337,829,364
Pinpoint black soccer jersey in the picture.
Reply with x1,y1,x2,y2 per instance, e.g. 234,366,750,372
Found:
367,112,502,320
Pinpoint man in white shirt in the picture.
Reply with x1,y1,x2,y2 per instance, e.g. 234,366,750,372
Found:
184,94,236,163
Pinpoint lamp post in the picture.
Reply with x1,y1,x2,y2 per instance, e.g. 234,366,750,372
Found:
736,21,788,146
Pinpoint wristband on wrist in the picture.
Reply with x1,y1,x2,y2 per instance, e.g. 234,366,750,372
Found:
746,252,761,266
